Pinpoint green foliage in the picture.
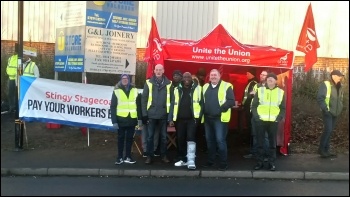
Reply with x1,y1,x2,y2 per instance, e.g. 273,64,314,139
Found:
292,68,349,153
292,70,327,100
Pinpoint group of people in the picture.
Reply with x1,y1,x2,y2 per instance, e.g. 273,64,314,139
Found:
110,63,344,171
6,44,40,113
239,68,344,170
4,44,345,171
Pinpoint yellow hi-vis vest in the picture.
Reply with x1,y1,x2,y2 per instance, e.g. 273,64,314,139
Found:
172,85,202,121
324,81,331,111
242,80,257,105
23,62,36,77
249,83,261,112
146,79,172,113
203,81,233,122
6,54,18,80
257,87,284,122
114,88,138,118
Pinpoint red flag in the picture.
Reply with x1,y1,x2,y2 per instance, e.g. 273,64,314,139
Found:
144,17,164,79
296,3,320,72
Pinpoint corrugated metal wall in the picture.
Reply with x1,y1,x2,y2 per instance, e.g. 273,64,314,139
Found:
1,1,56,43
1,1,349,58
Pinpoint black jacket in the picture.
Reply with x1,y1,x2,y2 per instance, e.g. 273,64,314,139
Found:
110,83,138,127
141,75,172,119
168,80,203,122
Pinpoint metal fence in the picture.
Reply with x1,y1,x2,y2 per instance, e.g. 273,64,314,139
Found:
293,66,349,82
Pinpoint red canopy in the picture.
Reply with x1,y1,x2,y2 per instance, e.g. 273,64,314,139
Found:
144,23,294,155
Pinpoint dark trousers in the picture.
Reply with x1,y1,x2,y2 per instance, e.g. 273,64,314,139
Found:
117,126,135,159
244,107,252,132
147,119,167,157
255,120,278,163
319,111,337,153
7,79,16,111
175,118,197,161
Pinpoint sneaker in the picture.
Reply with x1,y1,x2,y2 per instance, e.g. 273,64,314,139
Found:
153,151,160,157
174,160,187,167
124,157,136,164
268,163,276,171
142,152,147,158
243,154,255,159
114,158,123,165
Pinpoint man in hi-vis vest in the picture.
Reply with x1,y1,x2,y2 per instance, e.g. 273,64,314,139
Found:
22,55,40,78
141,64,172,164
110,74,138,165
317,70,344,158
202,69,234,171
242,68,258,135
168,72,203,170
251,72,285,171
5,44,18,113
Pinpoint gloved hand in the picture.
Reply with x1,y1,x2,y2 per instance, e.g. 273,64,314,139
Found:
142,116,148,125
113,123,119,130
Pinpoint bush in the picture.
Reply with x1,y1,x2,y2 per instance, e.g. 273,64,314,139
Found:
291,68,349,153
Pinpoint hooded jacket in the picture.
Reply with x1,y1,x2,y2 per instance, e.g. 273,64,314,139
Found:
110,74,138,127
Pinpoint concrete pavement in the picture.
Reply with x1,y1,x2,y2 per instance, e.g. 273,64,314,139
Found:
1,147,348,180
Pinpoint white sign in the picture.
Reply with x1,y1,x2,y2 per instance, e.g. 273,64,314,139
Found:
56,1,86,28
84,27,136,75
19,76,115,131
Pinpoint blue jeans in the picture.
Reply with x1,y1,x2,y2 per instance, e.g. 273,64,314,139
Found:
141,124,159,152
204,117,228,165
117,126,135,159
147,119,167,157
251,118,269,155
319,111,337,153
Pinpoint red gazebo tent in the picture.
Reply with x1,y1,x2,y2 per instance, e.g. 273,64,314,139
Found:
144,19,294,155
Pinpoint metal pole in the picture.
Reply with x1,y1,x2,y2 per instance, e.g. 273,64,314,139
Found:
15,1,24,151
82,72,90,147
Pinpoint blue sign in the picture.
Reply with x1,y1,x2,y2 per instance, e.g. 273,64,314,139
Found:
54,55,85,72
86,1,139,16
86,9,138,32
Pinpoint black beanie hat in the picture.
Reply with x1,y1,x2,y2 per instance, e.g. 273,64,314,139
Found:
266,72,277,80
173,70,182,77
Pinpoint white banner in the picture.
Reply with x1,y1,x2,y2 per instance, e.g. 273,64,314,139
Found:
19,76,115,131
